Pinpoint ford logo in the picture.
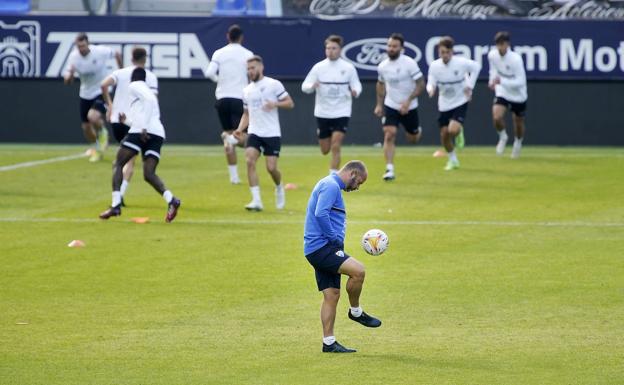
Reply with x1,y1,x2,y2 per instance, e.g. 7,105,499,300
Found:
342,38,422,72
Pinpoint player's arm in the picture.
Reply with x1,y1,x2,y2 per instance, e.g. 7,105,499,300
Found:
464,58,482,99
314,184,340,243
426,68,437,98
264,88,294,110
301,66,319,94
349,67,362,98
233,109,249,138
101,75,116,122
374,80,385,117
114,50,122,68
206,59,219,82
488,53,499,90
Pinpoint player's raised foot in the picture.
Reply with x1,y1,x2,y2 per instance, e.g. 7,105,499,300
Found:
322,341,356,353
348,310,382,328
455,127,465,149
97,127,109,152
275,186,285,209
89,150,103,162
511,141,522,159
382,170,395,181
245,201,263,212
99,205,121,220
165,197,181,223
496,131,508,156
444,158,460,171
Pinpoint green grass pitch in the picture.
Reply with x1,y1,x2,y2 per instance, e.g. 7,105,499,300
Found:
1,144,623,384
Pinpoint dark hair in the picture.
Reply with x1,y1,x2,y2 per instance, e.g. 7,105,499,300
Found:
325,34,343,48
494,31,511,44
75,32,88,43
228,24,243,42
247,55,263,64
131,67,146,82
438,36,454,50
389,33,405,47
132,47,147,63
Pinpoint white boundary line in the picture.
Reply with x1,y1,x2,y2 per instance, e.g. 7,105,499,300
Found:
0,217,622,228
0,153,86,172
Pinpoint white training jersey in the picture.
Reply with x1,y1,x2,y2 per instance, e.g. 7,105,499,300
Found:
65,45,116,99
427,56,482,112
109,66,159,123
243,76,289,138
127,81,165,139
301,58,362,119
488,49,528,103
377,54,423,111
206,43,254,100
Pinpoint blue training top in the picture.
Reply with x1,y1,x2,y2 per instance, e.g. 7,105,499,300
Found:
303,173,347,255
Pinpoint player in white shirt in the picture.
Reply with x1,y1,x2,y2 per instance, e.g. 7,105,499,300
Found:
100,47,158,206
302,35,362,174
488,31,528,159
63,33,121,162
374,33,425,181
233,56,295,211
99,68,181,223
206,25,254,184
427,36,481,171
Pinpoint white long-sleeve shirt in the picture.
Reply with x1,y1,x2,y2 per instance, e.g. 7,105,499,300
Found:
108,66,158,123
427,56,481,112
301,58,361,119
243,76,289,137
377,54,423,111
488,49,528,103
65,45,116,99
127,81,165,139
206,43,254,100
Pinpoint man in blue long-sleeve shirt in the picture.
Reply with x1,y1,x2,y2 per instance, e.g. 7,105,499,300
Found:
304,160,382,353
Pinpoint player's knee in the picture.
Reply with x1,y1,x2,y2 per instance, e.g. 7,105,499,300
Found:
87,110,101,124
266,163,278,174
320,147,330,155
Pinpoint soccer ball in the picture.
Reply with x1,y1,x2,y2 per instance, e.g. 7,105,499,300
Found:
361,229,389,256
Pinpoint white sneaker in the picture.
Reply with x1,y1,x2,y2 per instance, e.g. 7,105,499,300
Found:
275,186,285,209
245,200,263,211
230,176,241,184
496,131,508,156
511,141,522,159
382,170,395,181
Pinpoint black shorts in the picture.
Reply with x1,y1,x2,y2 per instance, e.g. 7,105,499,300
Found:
494,97,527,117
305,242,351,291
246,134,281,157
382,106,421,135
79,95,107,123
215,98,244,131
121,133,164,161
316,117,349,139
438,103,469,128
111,123,130,143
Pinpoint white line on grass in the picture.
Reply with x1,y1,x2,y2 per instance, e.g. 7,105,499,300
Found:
0,153,86,172
0,217,622,228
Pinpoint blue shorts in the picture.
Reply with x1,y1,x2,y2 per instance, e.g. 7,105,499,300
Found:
305,242,351,291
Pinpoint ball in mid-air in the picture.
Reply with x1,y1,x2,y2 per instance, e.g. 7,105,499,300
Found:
361,229,389,256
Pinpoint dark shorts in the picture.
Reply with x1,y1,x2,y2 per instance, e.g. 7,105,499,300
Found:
121,133,164,161
438,102,469,128
111,123,130,143
316,117,349,139
215,98,244,131
246,134,281,157
382,106,421,135
79,95,107,123
305,242,351,291
494,97,527,117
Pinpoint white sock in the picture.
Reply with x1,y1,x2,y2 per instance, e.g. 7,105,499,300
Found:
250,186,261,202
120,180,129,197
514,137,523,145
112,191,122,207
329,169,338,175
163,190,173,204
448,151,458,162
386,163,394,172
276,183,284,192
323,336,336,346
498,130,507,138
350,306,363,317
228,165,239,179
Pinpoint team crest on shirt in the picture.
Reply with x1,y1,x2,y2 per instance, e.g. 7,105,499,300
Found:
454,70,459,76
335,250,345,258
341,70,346,75
506,65,510,70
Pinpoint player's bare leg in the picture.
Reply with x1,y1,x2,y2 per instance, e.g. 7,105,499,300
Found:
266,156,285,209
329,131,345,172
339,257,381,328
511,113,525,159
222,129,241,184
441,123,460,171
405,130,422,144
88,109,108,154
100,147,136,219
321,288,340,338
244,147,263,210
143,156,181,222
382,125,397,180
493,104,508,155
